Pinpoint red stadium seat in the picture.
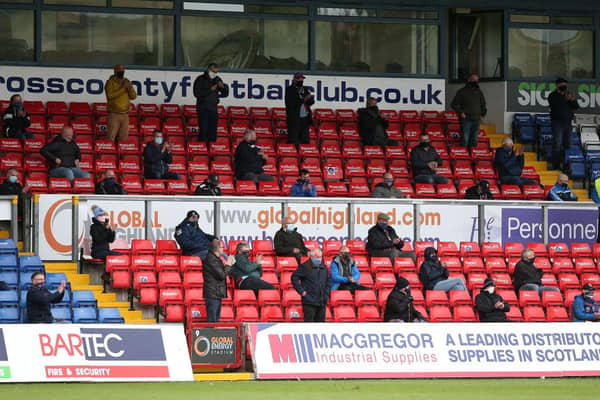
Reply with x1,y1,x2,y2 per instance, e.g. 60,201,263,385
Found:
481,242,503,258
546,306,569,322
233,290,257,307
357,305,381,322
519,290,541,307
541,291,564,307
453,305,477,322
462,257,485,274
72,177,95,193
425,290,449,307
257,290,281,307
571,242,592,258
504,242,524,258
527,242,548,257
489,273,512,289
260,306,284,322
49,177,71,193
182,271,204,289
575,258,597,275
448,290,471,307
552,257,574,274
330,291,354,307
523,306,546,322
497,289,518,307
180,256,203,272
500,184,522,200
429,306,452,322
333,305,356,322
282,289,302,308
485,257,507,274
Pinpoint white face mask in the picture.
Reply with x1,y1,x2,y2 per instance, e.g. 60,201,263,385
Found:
208,71,217,79
485,286,495,294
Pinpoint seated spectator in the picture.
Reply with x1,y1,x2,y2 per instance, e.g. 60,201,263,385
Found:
2,94,32,140
464,180,493,200
27,272,66,323
89,206,122,260
418,247,467,292
95,170,126,195
367,213,416,263
330,246,369,293
475,278,510,322
230,242,275,293
41,126,91,182
174,210,216,258
410,133,448,184
513,249,560,294
358,97,398,147
371,172,405,198
384,276,427,322
494,137,537,188
0,168,29,195
143,129,180,180
274,216,308,263
291,169,317,197
548,173,577,201
234,129,274,183
572,283,600,322
195,173,221,196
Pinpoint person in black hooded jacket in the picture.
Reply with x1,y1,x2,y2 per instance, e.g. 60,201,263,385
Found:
193,62,229,143
89,206,122,260
358,97,398,147
464,180,493,200
384,276,427,322
475,278,510,322
418,247,467,292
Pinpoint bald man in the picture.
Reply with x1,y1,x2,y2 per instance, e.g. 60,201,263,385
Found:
105,64,137,142
41,126,90,182
292,248,330,322
274,216,309,262
548,173,577,201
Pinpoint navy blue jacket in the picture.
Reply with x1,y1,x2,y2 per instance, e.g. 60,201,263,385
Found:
27,285,65,323
292,260,331,307
234,140,265,179
418,249,450,290
494,147,524,178
143,142,172,179
174,219,216,256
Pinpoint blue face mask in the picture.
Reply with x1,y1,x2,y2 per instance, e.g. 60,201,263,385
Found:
286,224,296,232
378,222,388,229
384,180,394,187
8,175,18,184
154,137,163,145
105,177,115,186
311,258,322,266
430,255,439,262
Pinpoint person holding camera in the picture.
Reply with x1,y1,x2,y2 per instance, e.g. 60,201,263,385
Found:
105,64,137,142
548,173,577,201
290,169,316,197
548,77,579,171
193,62,229,144
2,94,32,140
90,206,121,260
143,129,180,180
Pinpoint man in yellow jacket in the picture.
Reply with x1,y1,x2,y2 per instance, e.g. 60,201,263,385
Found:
105,64,137,142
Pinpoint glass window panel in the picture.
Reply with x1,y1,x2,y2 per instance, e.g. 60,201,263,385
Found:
42,11,174,66
315,21,438,74
181,16,308,70
317,8,376,17
510,15,549,24
0,0,32,3
553,16,593,25
245,5,308,15
508,28,593,79
381,10,438,19
45,0,106,5
112,0,173,9
0,9,34,62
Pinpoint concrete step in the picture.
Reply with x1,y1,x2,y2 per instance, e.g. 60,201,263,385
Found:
524,152,538,162
573,189,592,201
44,262,77,273
94,292,117,303
70,284,104,292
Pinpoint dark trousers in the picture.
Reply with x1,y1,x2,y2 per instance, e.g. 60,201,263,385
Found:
288,117,311,144
338,282,370,293
303,303,326,322
198,107,218,143
205,297,222,322
144,170,180,180
461,118,480,149
91,249,122,260
551,119,571,169
500,176,538,188
239,276,276,292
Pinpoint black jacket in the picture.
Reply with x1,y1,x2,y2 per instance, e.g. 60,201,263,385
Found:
2,104,31,138
273,228,308,257
143,142,172,179
90,218,116,258
0,179,23,195
548,90,579,122
193,72,229,111
203,251,231,299
195,180,222,196
475,290,510,322
464,185,493,200
494,147,524,178
410,142,443,177
451,83,487,120
384,289,426,322
174,219,216,256
358,107,389,146
95,179,126,195
27,285,65,323
418,248,449,290
513,259,543,290
292,259,330,306
366,224,404,256
285,83,314,127
234,140,265,179
41,136,81,169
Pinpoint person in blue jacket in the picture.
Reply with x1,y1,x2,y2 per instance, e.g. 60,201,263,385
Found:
330,246,368,293
548,173,577,201
290,169,317,197
174,210,216,258
572,283,600,322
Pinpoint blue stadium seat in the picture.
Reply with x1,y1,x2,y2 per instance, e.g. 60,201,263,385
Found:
513,113,536,143
0,290,19,307
71,290,97,308
537,127,553,161
72,307,98,323
0,254,18,272
19,290,27,309
0,272,18,290
0,307,20,323
19,255,45,272
534,113,551,127
52,289,72,308
569,161,586,180
0,239,17,256
51,307,72,322
46,273,68,289
98,308,125,323
19,272,33,290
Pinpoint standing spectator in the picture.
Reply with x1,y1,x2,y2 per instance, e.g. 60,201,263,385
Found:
290,169,316,197
193,62,229,144
230,242,275,293
143,130,180,180
513,249,560,294
0,168,29,195
95,170,126,195
234,129,273,183
410,133,448,184
203,241,235,323
548,77,579,170
285,73,314,144
371,172,405,198
572,283,600,322
105,64,136,142
292,248,330,322
194,173,221,196
367,213,416,263
89,206,121,260
330,246,368,293
475,278,510,322
2,94,32,140
358,97,398,147
384,276,427,322
548,173,577,201
451,73,487,149
464,180,493,200
418,247,467,292
274,216,309,263
494,137,537,188
41,126,90,182
26,272,66,323
174,210,216,258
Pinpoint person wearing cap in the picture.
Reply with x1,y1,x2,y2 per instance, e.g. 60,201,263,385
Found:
418,247,467,292
367,213,416,264
193,62,229,144
285,72,314,144
358,97,398,148
195,173,222,196
548,173,577,201
274,216,309,263
572,283,600,322
89,205,121,260
95,169,126,195
513,249,560,294
174,210,216,258
330,246,368,293
464,180,493,200
475,278,510,322
371,172,405,199
384,276,427,322
548,77,579,170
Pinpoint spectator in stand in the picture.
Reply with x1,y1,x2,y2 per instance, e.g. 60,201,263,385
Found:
371,172,405,198
367,213,416,263
41,126,90,182
174,210,216,259
451,73,487,149
2,94,32,140
410,133,448,184
475,278,510,322
549,77,579,170
513,249,560,294
230,242,275,293
494,137,537,188
89,206,121,260
193,62,229,144
274,216,309,263
285,72,314,144
464,180,493,200
0,168,29,195
105,64,137,142
194,173,221,196
27,272,66,323
358,97,398,147
291,169,316,197
292,247,330,322
234,129,273,183
384,276,427,322
95,169,126,195
572,283,600,322
330,246,368,293
418,247,467,292
548,173,577,201
203,240,235,323
143,129,180,180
